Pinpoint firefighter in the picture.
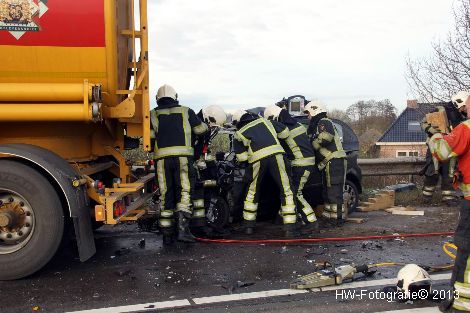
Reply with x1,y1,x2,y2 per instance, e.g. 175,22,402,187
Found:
427,91,470,313
232,110,298,237
191,105,227,236
421,107,458,204
304,101,347,224
264,105,319,234
150,84,208,244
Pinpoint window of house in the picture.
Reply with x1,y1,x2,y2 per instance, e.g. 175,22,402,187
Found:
408,121,421,132
396,150,419,157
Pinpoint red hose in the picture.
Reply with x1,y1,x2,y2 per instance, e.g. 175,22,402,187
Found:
196,232,454,244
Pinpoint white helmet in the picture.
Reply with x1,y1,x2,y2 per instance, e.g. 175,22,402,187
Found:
202,105,227,127
396,264,432,295
303,100,326,117
156,84,178,101
231,109,247,125
264,105,283,121
451,91,470,109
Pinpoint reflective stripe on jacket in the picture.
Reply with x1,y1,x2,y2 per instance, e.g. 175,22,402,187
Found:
279,122,315,167
428,120,470,199
311,117,346,170
150,104,208,159
234,118,286,163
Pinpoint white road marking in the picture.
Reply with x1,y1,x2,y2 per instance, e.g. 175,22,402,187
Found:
64,273,452,313
192,288,308,305
65,299,191,313
375,307,441,313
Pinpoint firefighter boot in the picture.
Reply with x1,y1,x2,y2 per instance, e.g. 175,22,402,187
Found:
301,222,319,235
176,212,196,243
162,229,175,246
335,204,346,226
284,223,300,238
244,227,254,235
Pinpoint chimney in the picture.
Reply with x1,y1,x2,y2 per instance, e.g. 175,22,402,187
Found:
407,99,418,109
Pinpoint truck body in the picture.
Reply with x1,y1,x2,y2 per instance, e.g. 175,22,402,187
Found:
0,0,153,279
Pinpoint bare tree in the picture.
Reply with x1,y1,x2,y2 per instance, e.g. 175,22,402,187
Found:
346,99,397,136
358,128,383,157
328,109,353,124
406,0,470,102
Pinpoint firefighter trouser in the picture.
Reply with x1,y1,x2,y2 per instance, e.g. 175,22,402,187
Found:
423,161,455,201
191,184,206,227
452,248,470,311
155,157,195,230
321,158,346,220
243,154,296,226
451,199,470,311
292,165,317,224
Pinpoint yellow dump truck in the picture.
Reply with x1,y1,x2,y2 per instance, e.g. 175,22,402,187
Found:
0,0,153,279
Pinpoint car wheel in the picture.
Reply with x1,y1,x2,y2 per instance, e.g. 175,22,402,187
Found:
344,179,359,213
206,196,230,229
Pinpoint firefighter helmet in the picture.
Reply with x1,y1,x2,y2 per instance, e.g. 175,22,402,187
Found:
264,105,283,121
303,101,326,117
396,264,432,295
451,91,470,109
202,105,227,127
231,109,247,126
156,84,178,101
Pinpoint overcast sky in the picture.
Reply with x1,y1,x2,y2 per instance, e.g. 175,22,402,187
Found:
148,0,455,113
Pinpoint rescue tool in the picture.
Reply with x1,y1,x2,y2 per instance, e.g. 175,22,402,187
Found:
290,262,375,289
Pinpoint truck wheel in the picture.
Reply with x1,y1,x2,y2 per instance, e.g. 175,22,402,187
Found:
0,160,64,280
344,179,359,213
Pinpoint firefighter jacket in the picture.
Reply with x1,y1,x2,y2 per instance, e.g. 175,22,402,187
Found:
150,99,208,160
311,117,346,170
234,116,287,164
421,109,458,177
429,120,470,199
279,122,315,167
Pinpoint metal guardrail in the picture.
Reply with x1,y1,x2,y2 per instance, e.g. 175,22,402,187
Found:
358,157,426,176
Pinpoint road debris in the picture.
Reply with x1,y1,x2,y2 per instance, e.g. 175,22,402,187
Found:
392,210,424,216
115,247,131,256
115,269,131,277
346,217,365,224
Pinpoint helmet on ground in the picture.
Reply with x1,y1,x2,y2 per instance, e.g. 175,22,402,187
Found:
202,105,227,127
156,84,178,101
231,109,247,126
264,105,283,121
396,264,432,295
451,91,470,109
303,101,326,117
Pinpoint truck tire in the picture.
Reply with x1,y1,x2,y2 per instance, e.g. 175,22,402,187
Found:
0,160,64,280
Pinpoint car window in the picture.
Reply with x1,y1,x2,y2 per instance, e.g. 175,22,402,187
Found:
332,122,343,143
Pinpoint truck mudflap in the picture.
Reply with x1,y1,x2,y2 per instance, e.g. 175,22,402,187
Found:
0,144,96,262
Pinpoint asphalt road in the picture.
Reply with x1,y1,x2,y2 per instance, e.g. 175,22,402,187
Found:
0,205,459,313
